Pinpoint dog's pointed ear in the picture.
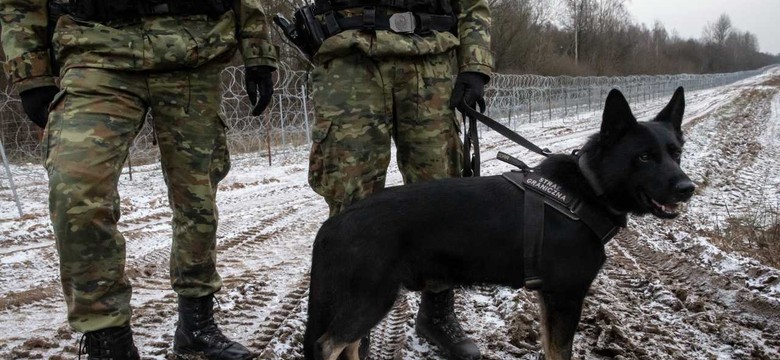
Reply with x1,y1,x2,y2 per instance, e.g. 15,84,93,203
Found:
600,89,637,147
655,86,685,134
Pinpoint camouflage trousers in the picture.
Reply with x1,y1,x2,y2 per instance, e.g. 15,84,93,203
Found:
308,52,463,216
44,62,230,332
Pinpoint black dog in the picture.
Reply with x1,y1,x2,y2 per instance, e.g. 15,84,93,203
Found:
304,87,695,360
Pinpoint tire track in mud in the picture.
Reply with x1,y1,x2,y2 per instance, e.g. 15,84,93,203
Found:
129,193,324,358
369,293,413,360
455,286,537,360
251,276,310,358
594,230,780,359
0,185,324,359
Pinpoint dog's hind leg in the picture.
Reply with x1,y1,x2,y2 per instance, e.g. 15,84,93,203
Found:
536,291,586,360
316,333,349,360
314,334,364,360
324,284,399,360
342,340,362,360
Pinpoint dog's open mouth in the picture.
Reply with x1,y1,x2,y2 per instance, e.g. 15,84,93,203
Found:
641,192,683,218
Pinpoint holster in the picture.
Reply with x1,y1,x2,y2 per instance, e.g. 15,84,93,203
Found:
273,5,325,60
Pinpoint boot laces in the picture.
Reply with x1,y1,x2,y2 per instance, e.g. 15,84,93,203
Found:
426,291,469,343
188,300,235,349
78,327,134,359
430,312,468,342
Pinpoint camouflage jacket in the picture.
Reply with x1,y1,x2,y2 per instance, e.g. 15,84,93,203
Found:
0,0,279,93
314,0,493,77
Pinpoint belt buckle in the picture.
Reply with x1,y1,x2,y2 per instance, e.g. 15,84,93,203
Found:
389,12,416,34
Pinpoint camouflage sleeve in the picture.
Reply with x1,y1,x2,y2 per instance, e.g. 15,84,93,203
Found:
453,0,494,77
0,0,56,92
234,0,279,69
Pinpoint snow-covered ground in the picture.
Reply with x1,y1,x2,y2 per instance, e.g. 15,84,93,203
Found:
1,67,779,359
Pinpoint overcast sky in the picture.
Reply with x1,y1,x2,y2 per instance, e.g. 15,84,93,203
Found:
625,0,780,55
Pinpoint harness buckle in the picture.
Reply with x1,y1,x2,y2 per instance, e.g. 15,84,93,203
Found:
389,12,416,33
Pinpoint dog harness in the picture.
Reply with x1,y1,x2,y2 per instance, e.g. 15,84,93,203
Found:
502,170,626,290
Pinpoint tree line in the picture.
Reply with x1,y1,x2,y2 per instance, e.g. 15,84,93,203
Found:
489,0,779,76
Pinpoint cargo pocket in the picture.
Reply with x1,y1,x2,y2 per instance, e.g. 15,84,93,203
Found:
307,115,333,197
42,88,68,170
211,113,231,185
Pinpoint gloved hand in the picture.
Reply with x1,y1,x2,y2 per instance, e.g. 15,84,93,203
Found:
20,85,59,128
450,72,488,113
245,65,275,116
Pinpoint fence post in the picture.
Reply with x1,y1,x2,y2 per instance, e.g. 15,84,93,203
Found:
0,139,23,217
547,89,552,123
575,87,580,120
279,93,286,148
588,86,592,113
527,91,531,125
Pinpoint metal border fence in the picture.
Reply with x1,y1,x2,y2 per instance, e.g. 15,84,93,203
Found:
1,65,773,216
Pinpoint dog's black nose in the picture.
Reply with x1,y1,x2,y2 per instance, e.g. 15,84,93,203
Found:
675,180,695,199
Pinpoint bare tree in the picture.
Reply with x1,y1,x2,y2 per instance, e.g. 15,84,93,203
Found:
703,14,732,46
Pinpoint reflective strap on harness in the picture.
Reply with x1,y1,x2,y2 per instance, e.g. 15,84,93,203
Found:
523,190,545,290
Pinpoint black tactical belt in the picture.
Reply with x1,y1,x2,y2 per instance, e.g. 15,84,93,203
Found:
64,0,230,21
320,10,455,37
317,0,453,15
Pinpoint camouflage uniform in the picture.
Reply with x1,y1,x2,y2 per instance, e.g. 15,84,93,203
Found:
308,0,493,216
305,2,492,358
0,0,278,333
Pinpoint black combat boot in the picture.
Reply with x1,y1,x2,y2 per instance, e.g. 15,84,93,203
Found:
415,289,481,360
79,325,140,360
173,294,252,360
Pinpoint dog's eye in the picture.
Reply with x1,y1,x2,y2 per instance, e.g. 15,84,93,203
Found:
638,153,652,162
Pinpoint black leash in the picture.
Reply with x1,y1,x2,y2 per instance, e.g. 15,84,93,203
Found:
459,102,551,174
461,102,481,177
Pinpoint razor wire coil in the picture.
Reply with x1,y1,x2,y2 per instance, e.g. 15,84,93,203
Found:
0,65,770,167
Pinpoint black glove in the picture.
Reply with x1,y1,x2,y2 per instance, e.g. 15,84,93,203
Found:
450,72,488,113
245,65,275,116
20,85,59,128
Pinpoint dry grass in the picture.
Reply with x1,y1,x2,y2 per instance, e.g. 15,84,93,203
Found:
760,76,780,87
705,202,780,268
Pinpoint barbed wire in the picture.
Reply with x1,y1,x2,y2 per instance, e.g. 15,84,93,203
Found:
0,65,771,216
484,68,770,126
